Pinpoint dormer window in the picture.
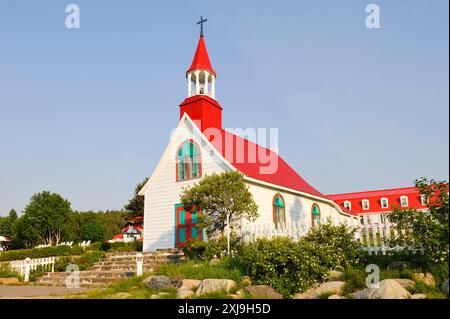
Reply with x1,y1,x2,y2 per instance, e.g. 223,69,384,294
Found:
400,196,409,207
343,201,352,210
362,199,370,210
380,197,389,209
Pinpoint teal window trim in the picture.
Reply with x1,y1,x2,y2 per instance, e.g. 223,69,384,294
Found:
176,140,201,181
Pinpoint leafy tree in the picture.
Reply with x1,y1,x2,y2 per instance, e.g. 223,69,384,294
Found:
387,178,449,267
0,209,18,237
19,191,74,246
74,211,107,242
180,171,259,236
96,210,128,240
124,177,149,217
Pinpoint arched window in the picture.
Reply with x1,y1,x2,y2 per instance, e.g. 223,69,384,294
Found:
176,140,201,181
272,193,286,229
311,203,321,227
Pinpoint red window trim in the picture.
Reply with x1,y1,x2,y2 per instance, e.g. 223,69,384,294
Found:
272,193,286,227
311,203,321,227
175,139,202,182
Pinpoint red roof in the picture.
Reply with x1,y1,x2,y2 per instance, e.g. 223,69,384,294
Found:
327,186,427,214
210,129,326,199
186,36,216,77
112,234,123,240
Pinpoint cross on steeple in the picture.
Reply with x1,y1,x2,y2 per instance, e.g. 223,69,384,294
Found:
197,16,207,37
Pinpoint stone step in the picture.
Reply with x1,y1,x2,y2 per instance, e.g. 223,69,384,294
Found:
39,271,133,278
90,266,155,272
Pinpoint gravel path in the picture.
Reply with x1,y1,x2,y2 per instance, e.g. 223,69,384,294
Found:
0,285,95,298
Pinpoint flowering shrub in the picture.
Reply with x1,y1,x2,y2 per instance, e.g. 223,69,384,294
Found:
183,235,239,261
387,178,449,269
234,221,363,297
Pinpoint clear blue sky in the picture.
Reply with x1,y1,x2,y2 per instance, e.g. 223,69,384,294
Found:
0,0,448,215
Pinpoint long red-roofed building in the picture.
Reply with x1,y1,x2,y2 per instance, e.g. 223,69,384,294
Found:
328,187,428,225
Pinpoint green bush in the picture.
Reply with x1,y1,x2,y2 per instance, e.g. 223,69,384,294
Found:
54,250,106,272
183,235,239,261
234,221,363,298
100,241,142,252
0,245,84,262
0,263,21,279
341,268,367,295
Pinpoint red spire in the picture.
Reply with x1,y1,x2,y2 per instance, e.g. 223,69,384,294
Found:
186,36,216,77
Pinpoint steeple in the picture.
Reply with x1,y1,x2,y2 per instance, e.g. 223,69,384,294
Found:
186,36,216,99
180,18,222,132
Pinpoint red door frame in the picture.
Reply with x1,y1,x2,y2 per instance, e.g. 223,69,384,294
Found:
174,204,201,248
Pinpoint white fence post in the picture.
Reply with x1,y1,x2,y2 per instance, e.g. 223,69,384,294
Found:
136,253,143,277
24,257,31,282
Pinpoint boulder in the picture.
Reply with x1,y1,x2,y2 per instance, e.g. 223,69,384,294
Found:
176,287,195,299
146,276,172,290
245,285,283,299
411,293,427,299
327,271,344,281
195,279,237,296
171,275,185,288
293,281,346,299
242,276,252,287
0,277,20,285
412,272,436,287
179,279,202,290
352,279,411,299
441,279,449,296
393,279,416,290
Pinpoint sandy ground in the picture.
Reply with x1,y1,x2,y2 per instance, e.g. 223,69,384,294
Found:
0,285,95,299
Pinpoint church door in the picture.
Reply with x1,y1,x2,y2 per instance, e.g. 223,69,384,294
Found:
175,204,201,247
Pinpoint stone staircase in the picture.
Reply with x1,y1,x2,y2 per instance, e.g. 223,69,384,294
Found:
35,250,183,288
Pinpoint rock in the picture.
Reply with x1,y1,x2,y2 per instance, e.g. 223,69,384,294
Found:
242,276,252,286
412,272,436,287
179,279,202,290
387,261,411,270
293,281,346,299
328,294,345,299
411,293,427,299
327,270,344,281
0,277,20,285
441,279,449,296
393,279,416,290
229,294,241,299
176,287,195,299
146,276,172,290
195,279,237,296
351,279,411,299
171,275,185,288
209,258,220,266
236,289,244,296
245,285,283,299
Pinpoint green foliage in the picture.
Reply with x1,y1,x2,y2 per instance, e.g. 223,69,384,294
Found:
17,191,74,247
100,241,143,252
180,171,258,237
387,178,449,268
234,221,363,298
54,250,106,272
183,235,239,261
0,245,84,262
124,177,148,217
0,263,21,279
341,268,367,295
301,219,365,271
154,260,243,284
73,211,107,242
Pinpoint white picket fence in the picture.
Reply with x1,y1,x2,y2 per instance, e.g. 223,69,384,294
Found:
9,257,56,281
239,219,405,256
